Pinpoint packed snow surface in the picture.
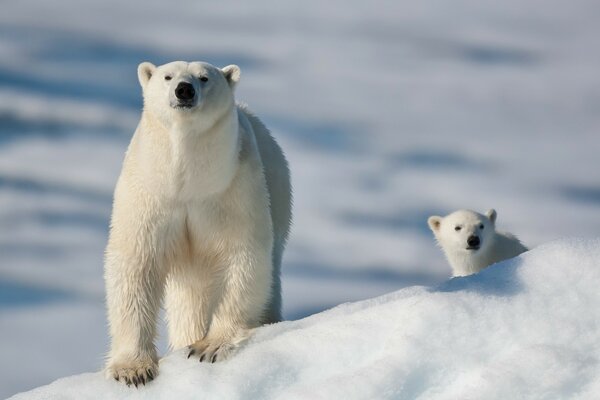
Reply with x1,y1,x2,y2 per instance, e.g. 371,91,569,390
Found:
10,238,600,399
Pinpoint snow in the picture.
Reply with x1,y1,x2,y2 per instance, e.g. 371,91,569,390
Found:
2,0,600,397
9,238,600,399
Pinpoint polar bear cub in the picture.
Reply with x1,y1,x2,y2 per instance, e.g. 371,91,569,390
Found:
428,209,527,277
104,61,291,386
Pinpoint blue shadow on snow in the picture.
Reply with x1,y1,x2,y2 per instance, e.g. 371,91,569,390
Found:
0,279,72,308
385,150,494,172
339,208,446,237
0,24,265,110
433,257,523,296
0,174,112,205
561,185,600,206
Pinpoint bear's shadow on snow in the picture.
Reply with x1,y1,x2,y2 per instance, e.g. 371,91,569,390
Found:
432,258,523,296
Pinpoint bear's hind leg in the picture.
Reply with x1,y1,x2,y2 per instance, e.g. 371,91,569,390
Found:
165,267,216,350
187,244,272,363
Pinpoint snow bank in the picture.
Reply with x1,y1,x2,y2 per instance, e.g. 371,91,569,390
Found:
10,238,600,399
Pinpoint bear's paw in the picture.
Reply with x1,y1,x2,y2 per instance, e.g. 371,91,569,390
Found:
107,357,158,387
187,338,237,363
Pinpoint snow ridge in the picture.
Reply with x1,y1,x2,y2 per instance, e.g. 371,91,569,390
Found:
10,238,600,400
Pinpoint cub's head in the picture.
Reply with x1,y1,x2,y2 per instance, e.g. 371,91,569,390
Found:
137,61,241,128
428,209,497,254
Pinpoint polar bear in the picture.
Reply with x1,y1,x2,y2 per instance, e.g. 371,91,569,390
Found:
104,61,292,386
428,209,527,277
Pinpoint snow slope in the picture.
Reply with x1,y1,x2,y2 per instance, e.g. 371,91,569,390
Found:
10,238,600,399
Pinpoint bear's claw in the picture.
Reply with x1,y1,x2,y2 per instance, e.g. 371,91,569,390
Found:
187,339,236,364
108,358,157,388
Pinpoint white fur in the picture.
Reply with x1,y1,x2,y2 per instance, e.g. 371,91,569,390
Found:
428,209,527,277
104,61,291,385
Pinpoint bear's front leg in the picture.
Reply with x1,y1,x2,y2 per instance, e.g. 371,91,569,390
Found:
187,243,272,363
104,250,165,385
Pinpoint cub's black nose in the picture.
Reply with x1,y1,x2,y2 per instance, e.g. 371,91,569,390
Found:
467,235,480,248
175,82,195,100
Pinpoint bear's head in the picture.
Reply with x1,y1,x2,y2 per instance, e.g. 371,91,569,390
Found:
137,61,241,129
428,209,497,254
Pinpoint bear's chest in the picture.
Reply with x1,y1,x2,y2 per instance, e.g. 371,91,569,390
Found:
161,196,246,264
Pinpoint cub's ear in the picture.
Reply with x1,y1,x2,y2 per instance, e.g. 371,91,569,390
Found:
486,209,497,224
138,62,156,89
428,216,442,232
222,65,241,89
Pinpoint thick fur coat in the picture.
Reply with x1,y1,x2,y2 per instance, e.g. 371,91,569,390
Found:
428,209,527,277
104,61,291,385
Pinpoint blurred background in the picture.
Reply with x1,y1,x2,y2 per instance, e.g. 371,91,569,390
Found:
1,0,599,397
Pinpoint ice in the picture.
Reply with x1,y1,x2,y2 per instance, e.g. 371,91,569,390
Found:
10,239,600,399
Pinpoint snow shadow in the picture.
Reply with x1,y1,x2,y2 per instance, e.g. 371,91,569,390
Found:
0,25,264,110
432,257,523,296
353,25,539,66
385,150,494,172
286,262,438,286
284,262,441,320
2,210,109,232
459,44,537,66
0,66,140,109
0,114,129,145
0,279,72,308
0,242,72,259
561,185,600,206
0,174,112,205
339,208,443,237
266,115,363,154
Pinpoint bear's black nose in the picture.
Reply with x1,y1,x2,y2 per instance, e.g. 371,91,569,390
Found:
175,82,195,101
467,235,480,248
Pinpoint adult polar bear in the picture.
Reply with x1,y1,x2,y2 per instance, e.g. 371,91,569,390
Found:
105,61,292,386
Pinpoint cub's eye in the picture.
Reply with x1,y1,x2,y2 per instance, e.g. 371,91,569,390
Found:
479,224,484,229
455,226,462,231
165,76,172,81
200,76,208,82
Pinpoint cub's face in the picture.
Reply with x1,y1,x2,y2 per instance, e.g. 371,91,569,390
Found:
428,209,497,255
137,61,240,128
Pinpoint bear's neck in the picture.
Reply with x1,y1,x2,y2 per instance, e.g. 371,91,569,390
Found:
445,247,494,277
151,108,241,201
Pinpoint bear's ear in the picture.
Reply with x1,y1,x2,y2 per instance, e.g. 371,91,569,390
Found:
486,209,497,224
222,65,241,89
138,62,156,89
428,216,442,232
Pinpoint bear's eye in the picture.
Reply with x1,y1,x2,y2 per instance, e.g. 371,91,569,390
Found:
200,76,208,82
164,75,172,81
479,224,484,229
455,226,462,231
